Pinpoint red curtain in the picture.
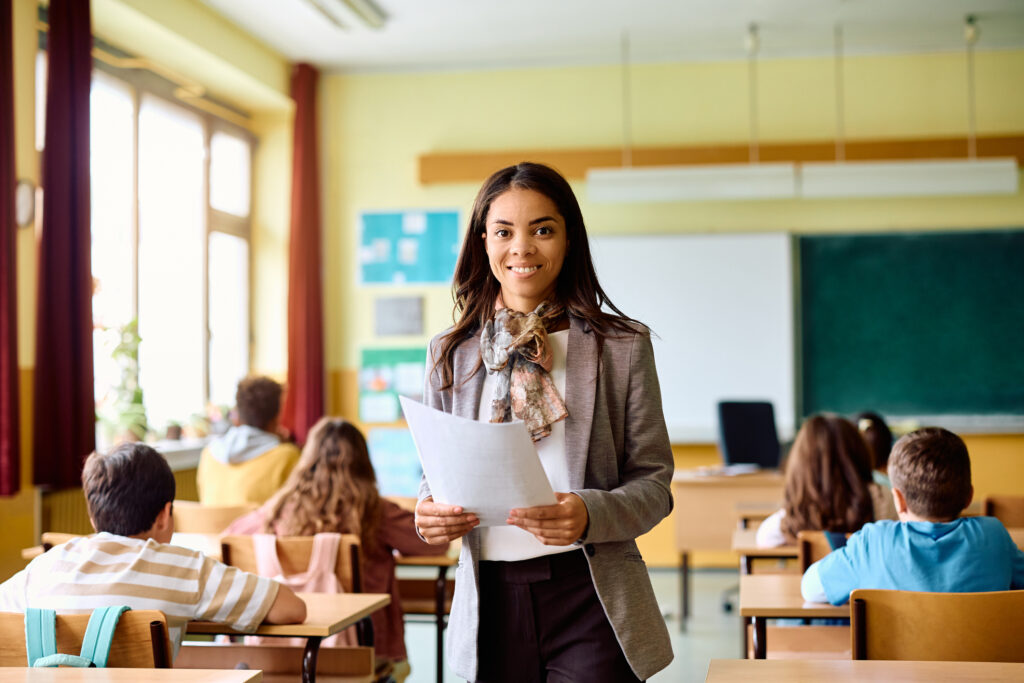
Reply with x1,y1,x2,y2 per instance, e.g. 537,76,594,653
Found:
281,63,325,444
33,0,94,489
0,0,20,496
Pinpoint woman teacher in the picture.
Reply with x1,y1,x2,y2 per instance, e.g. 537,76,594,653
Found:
415,162,674,682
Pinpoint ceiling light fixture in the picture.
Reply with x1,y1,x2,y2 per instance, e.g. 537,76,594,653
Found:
302,0,388,30
798,16,1018,199
588,23,798,203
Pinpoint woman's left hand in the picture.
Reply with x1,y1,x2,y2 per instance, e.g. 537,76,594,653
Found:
508,492,589,545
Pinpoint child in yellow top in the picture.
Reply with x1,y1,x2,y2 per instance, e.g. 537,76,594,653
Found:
197,375,300,505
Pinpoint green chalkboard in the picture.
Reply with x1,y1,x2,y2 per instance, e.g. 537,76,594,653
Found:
799,230,1024,418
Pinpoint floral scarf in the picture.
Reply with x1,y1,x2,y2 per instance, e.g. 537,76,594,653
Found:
479,300,568,442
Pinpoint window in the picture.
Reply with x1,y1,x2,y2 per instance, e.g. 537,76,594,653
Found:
42,56,257,446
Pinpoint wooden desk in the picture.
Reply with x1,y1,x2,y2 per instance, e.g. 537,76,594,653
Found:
739,574,847,659
705,658,1024,682
396,550,457,683
731,529,797,575
187,592,389,683
1009,527,1024,549
0,670,261,683
672,469,784,629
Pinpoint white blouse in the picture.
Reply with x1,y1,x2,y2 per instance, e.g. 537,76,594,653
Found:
477,330,576,562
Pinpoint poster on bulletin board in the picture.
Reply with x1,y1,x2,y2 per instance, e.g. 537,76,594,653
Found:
359,347,426,423
367,428,422,497
359,210,460,284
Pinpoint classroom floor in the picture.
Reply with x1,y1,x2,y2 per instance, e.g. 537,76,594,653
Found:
402,567,742,682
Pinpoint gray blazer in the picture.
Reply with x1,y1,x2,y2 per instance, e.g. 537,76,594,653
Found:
419,315,675,681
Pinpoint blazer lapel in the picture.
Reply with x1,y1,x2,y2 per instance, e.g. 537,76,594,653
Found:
565,316,598,490
453,333,486,420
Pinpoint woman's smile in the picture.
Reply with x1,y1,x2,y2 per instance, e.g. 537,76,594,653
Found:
484,188,567,312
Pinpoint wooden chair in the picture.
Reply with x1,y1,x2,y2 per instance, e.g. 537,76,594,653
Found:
172,500,257,534
184,534,390,681
851,589,1024,662
983,496,1024,527
220,533,363,595
0,610,171,668
797,530,850,572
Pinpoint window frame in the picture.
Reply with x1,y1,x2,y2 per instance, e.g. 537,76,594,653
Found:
37,42,258,429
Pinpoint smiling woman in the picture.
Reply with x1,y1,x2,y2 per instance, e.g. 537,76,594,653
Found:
413,162,675,682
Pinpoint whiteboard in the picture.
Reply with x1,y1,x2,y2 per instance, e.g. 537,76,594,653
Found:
589,233,795,443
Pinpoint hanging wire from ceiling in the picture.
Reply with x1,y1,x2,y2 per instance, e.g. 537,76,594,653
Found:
964,15,979,159
746,23,760,164
833,24,846,162
620,30,633,168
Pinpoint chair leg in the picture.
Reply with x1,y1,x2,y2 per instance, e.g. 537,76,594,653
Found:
679,552,690,632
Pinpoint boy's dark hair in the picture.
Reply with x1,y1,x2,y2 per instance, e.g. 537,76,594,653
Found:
236,375,284,429
82,443,176,536
889,427,972,520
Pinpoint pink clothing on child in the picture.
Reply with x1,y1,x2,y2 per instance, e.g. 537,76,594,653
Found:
226,498,447,660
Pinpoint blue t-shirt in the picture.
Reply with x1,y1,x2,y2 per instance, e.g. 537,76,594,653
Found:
815,516,1024,605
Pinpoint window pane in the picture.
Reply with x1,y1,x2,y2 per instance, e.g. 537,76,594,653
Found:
210,131,251,217
90,72,136,434
137,95,205,432
208,232,249,407
35,51,46,151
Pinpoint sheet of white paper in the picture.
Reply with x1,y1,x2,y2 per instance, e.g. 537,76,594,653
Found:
400,395,557,526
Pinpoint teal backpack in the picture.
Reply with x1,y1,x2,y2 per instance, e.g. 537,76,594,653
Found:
24,606,132,668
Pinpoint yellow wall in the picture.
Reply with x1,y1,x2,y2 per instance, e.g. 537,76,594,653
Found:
321,51,1024,372
319,50,1024,567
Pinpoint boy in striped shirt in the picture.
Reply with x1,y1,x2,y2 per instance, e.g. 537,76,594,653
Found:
0,442,306,656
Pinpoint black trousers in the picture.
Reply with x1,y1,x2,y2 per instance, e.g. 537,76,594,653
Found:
475,549,641,683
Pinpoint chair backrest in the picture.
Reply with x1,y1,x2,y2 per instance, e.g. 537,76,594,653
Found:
983,496,1024,527
717,401,781,468
0,610,171,668
173,500,257,534
40,532,81,551
796,530,832,571
220,534,363,593
851,589,1024,662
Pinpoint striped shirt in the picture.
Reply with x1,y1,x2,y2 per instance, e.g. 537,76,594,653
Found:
0,532,279,656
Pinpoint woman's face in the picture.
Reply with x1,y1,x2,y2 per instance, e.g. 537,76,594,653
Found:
482,188,568,313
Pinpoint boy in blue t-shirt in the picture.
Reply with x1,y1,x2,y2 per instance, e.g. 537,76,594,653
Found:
802,427,1024,604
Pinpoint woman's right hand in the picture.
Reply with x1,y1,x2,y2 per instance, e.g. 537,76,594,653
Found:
415,496,479,544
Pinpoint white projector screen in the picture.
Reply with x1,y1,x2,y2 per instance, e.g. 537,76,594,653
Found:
589,233,795,444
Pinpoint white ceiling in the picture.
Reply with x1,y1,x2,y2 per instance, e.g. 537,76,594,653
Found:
199,0,1024,73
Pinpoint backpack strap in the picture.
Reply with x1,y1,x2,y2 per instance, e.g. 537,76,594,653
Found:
309,533,342,578
24,606,131,668
252,534,286,578
824,531,849,551
24,608,57,667
79,605,131,667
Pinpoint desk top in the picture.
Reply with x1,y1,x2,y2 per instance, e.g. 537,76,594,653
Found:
187,592,389,638
731,529,797,558
0,670,261,683
705,659,1024,682
672,469,783,487
739,574,847,618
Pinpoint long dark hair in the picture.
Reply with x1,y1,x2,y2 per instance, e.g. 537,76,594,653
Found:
435,162,640,390
780,414,874,541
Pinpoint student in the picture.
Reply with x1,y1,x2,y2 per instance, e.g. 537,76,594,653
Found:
197,375,300,505
857,411,898,520
0,443,306,656
226,417,446,679
802,427,1024,604
756,414,879,547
